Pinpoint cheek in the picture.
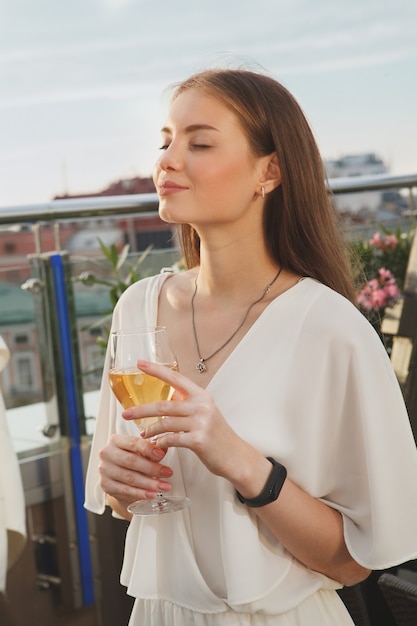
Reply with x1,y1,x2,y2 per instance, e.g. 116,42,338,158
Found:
197,160,255,203
197,154,246,185
192,181,254,224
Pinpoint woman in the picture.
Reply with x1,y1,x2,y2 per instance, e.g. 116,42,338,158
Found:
85,68,417,625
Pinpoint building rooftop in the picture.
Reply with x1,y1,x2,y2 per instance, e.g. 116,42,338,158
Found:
0,281,112,326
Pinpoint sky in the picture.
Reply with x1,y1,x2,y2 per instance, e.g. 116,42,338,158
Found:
0,0,416,208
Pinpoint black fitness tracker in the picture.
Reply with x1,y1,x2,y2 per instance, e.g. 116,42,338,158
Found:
236,457,287,508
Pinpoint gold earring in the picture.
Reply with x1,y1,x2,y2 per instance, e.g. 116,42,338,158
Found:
261,186,265,199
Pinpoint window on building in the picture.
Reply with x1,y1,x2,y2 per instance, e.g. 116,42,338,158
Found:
14,353,35,390
4,241,16,253
89,327,103,337
14,334,29,345
85,344,105,388
135,229,174,250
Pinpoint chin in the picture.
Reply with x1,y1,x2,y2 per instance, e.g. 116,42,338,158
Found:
158,206,189,225
158,207,176,224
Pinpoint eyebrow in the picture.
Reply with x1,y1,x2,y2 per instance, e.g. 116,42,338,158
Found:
160,123,220,135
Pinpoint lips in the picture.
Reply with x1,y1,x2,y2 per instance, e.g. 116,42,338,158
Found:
158,181,188,195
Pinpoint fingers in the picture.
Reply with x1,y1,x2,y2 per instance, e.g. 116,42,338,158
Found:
98,434,173,501
139,415,190,439
122,399,190,423
136,359,200,398
109,433,167,461
122,403,195,444
141,430,189,451
121,362,208,428
100,473,172,503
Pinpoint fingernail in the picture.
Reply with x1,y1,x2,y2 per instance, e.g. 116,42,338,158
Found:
157,481,172,491
137,359,150,368
160,467,173,478
122,409,133,418
151,448,165,461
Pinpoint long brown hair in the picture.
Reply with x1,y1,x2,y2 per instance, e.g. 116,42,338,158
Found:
173,69,356,303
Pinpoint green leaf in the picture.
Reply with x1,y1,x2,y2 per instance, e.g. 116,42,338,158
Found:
116,243,130,270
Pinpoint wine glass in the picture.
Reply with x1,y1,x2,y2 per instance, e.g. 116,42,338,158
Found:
108,326,190,515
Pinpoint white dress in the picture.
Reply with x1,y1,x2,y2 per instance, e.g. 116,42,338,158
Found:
85,273,417,625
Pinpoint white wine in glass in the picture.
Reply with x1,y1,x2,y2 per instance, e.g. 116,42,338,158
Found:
108,366,177,430
108,327,190,515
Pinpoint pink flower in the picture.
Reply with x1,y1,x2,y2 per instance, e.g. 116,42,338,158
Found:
357,268,400,312
369,232,398,250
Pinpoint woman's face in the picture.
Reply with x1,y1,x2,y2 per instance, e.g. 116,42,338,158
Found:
153,88,269,229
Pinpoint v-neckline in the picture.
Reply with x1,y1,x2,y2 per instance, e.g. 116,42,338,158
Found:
154,272,309,392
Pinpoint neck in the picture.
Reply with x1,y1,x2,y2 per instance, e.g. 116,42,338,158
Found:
194,230,278,299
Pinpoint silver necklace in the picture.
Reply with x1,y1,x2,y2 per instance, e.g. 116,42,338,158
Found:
191,266,283,373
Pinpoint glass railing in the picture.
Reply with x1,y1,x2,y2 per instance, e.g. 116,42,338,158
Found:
0,202,182,618
1,172,416,422
1,172,416,622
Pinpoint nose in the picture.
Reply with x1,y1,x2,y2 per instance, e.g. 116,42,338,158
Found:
157,141,182,172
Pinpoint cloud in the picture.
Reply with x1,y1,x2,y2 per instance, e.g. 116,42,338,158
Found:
97,0,137,9
270,46,417,77
1,0,417,207
0,80,165,109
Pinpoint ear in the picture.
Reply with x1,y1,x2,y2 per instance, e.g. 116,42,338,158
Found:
258,153,281,195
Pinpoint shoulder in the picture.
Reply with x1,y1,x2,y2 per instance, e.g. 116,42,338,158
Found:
111,269,197,324
110,273,169,330
115,272,169,307
295,278,383,350
159,267,197,308
299,277,362,322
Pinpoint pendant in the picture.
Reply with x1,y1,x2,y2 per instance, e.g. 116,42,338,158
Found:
196,359,207,373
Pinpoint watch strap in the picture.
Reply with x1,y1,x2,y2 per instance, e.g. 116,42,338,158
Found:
236,457,287,508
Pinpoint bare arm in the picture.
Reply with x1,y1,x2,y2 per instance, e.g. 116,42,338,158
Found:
231,449,370,586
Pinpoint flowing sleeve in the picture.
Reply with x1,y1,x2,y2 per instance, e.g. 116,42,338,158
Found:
83,330,120,514
84,274,167,514
286,288,417,571
330,329,417,569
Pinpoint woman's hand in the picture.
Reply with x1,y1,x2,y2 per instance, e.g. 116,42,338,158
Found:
121,360,250,480
98,431,174,515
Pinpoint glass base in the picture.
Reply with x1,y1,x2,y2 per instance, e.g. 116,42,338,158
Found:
127,493,191,516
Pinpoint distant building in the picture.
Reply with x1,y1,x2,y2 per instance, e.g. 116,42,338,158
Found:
0,176,175,284
0,282,112,407
0,222,82,283
53,175,156,199
325,153,387,179
54,175,174,254
324,153,388,215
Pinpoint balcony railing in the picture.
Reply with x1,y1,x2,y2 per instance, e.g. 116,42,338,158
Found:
0,172,416,224
1,171,417,624
0,173,415,258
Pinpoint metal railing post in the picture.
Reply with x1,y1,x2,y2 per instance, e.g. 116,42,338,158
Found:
27,250,94,608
